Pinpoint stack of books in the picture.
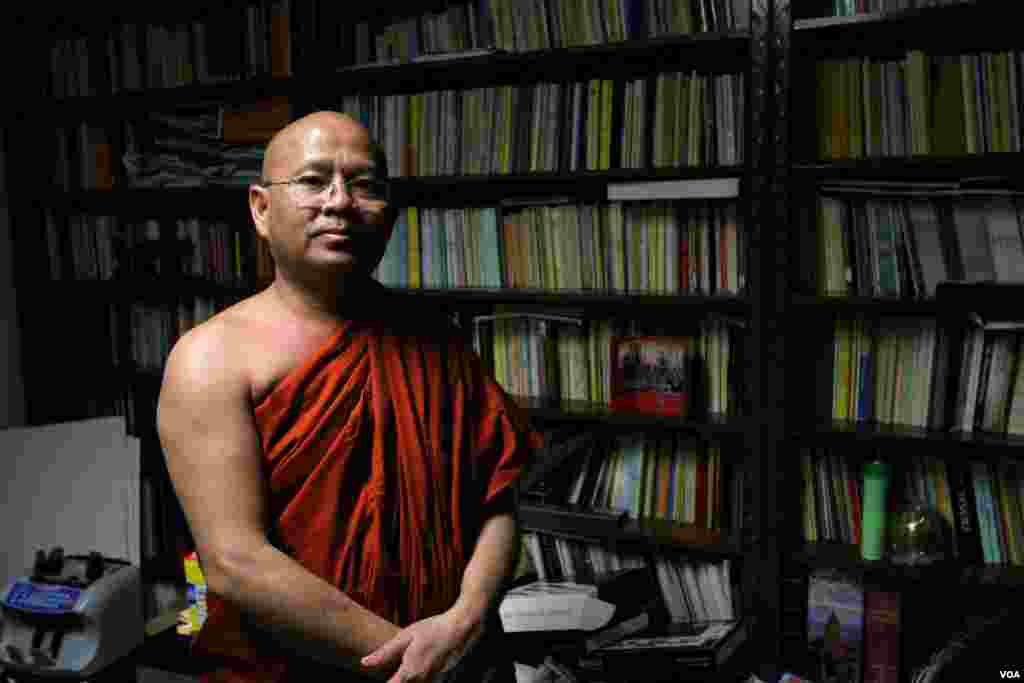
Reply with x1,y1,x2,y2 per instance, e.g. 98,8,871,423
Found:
498,567,748,681
589,618,749,681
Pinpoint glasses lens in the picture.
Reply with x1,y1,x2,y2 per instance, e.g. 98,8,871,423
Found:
286,175,389,207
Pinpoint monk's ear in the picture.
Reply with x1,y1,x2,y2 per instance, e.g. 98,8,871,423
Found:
250,183,271,240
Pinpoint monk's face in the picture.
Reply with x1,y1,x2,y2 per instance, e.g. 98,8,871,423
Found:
251,113,395,281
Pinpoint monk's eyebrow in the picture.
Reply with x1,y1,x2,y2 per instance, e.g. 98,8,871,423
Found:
294,159,379,176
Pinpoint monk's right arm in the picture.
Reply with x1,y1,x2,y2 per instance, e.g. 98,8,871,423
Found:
155,323,400,677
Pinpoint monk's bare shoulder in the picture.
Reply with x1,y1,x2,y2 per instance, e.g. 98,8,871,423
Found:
160,293,273,401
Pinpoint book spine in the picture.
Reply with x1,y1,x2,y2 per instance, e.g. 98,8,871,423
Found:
862,590,900,683
947,457,984,564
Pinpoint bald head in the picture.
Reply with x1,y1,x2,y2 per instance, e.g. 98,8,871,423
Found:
261,111,387,182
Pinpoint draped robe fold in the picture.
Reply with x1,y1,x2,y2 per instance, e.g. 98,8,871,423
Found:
192,311,537,682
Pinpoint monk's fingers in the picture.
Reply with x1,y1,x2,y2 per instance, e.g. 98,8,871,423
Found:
385,663,441,683
361,633,411,669
387,644,449,683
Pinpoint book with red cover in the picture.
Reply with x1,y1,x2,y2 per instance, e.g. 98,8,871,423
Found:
863,589,900,683
609,336,695,417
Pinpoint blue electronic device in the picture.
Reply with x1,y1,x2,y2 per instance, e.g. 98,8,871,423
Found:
0,547,143,679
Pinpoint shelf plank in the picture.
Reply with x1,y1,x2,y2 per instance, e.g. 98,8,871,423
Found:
392,287,751,314
392,168,747,206
792,154,1024,184
793,3,1021,56
515,396,750,436
794,420,1024,455
795,542,1024,589
40,167,748,213
789,295,945,316
520,502,743,557
41,278,749,315
41,276,249,303
935,282,1024,323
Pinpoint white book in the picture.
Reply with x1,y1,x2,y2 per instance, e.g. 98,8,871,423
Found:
959,327,986,432
981,332,1016,432
985,197,1024,283
953,199,997,282
720,559,734,619
654,557,689,622
906,200,948,298
679,562,708,623
697,563,724,621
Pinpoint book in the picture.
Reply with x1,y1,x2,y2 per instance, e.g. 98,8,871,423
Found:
593,618,748,677
985,197,1024,284
806,570,864,683
220,98,293,144
606,178,740,201
862,590,900,683
499,568,666,665
952,199,998,282
947,457,984,564
609,335,696,417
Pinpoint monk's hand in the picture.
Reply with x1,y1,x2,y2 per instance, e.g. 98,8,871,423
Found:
360,608,482,683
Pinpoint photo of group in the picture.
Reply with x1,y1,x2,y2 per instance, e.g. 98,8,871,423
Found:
609,336,695,417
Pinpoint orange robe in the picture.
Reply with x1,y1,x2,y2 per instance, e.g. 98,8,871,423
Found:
192,302,537,682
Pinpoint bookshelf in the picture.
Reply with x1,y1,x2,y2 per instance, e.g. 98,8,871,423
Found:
5,1,790,680
782,1,1024,680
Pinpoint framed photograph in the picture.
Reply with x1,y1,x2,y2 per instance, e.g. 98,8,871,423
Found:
609,336,694,417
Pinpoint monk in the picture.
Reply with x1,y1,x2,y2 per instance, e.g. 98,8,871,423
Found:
156,111,538,682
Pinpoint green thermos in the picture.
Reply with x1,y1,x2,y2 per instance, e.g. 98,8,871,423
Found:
861,460,891,561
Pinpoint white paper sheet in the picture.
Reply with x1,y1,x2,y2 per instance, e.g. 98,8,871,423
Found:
0,416,140,585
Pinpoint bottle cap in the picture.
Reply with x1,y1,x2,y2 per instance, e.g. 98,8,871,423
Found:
864,461,891,477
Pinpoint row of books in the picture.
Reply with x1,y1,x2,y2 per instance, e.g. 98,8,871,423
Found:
121,103,288,188
831,317,948,428
336,71,744,177
521,530,647,583
375,203,745,295
47,0,292,99
800,450,957,549
650,72,745,168
52,106,282,190
816,49,1024,159
653,556,735,623
816,193,1024,299
520,531,736,622
828,0,967,17
44,213,247,286
566,433,724,528
800,449,865,548
965,458,1024,566
54,124,114,190
956,326,1024,435
800,447,1024,566
127,299,220,372
141,470,193,567
171,218,246,285
474,314,740,415
804,570,901,683
345,0,750,67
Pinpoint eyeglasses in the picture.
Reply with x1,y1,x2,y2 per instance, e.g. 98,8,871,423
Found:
259,172,390,207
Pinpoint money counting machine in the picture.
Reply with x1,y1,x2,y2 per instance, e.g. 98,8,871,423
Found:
0,547,143,680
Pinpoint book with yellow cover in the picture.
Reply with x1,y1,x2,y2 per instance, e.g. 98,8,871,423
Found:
600,79,613,170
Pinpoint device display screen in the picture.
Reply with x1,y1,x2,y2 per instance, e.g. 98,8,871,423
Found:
2,581,81,615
